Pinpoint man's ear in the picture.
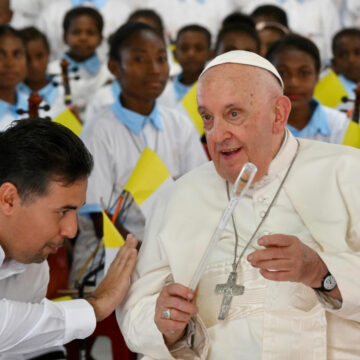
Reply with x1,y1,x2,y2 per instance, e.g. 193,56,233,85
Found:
0,183,20,215
273,95,291,135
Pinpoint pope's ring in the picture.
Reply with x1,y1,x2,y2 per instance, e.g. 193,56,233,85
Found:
162,309,171,320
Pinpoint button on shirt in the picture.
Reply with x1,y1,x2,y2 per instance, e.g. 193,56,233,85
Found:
0,245,96,357
0,90,28,131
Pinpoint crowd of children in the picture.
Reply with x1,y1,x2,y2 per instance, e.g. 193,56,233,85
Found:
0,0,360,326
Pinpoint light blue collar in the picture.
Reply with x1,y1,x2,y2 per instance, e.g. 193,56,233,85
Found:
0,89,28,120
71,0,107,8
173,74,192,101
338,74,357,99
111,80,121,100
287,99,331,138
18,77,59,106
112,95,162,135
64,52,101,76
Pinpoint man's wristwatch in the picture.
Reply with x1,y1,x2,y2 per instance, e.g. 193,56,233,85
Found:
314,271,337,292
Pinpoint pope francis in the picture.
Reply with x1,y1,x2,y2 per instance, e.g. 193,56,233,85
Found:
117,51,360,360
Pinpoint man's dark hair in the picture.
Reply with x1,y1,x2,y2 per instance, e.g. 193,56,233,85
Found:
0,119,93,202
251,5,288,27
176,24,211,48
215,23,261,54
222,12,255,29
0,24,25,45
109,22,164,62
266,33,321,73
18,26,50,52
127,9,164,35
63,6,104,35
332,27,360,55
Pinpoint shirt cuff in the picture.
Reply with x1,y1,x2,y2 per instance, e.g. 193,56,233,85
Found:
168,319,195,353
56,299,96,343
314,289,342,311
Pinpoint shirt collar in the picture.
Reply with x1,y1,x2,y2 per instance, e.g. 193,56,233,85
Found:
0,89,28,120
0,245,27,280
64,52,101,76
173,74,192,101
112,95,162,135
111,80,121,99
287,99,330,138
338,74,357,99
71,0,107,8
18,78,59,106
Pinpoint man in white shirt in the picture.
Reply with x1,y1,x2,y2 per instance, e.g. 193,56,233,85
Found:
0,119,137,358
117,51,360,359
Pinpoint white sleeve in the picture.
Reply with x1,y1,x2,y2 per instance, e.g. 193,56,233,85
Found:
117,193,209,359
81,118,116,210
0,298,96,354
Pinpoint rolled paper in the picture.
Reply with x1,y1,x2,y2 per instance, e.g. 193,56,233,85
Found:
189,162,257,291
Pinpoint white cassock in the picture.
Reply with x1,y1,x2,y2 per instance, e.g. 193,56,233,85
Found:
0,246,96,359
117,132,360,359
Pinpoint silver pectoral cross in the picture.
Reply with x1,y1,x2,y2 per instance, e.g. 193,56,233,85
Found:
215,271,244,320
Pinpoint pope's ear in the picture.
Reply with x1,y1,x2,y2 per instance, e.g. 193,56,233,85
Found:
0,183,20,215
273,95,291,135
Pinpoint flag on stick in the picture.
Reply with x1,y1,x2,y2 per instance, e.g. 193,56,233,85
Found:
53,108,83,137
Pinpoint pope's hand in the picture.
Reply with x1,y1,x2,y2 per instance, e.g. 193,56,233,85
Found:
86,234,138,322
155,283,197,346
247,234,328,288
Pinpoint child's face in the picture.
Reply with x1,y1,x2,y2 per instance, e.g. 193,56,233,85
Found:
271,48,318,111
258,28,284,57
175,31,210,75
25,39,49,83
217,32,258,55
332,35,360,83
0,34,26,90
114,30,169,103
64,15,102,61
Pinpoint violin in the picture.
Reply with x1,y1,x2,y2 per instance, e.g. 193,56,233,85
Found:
17,92,50,119
60,59,72,106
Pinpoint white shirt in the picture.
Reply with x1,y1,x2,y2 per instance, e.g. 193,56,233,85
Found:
134,0,236,41
82,102,207,239
242,0,341,64
48,57,112,118
0,246,96,358
36,0,134,62
84,80,179,124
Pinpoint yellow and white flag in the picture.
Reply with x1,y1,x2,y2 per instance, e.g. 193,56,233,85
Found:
342,120,360,149
314,70,348,108
181,82,204,135
53,108,83,137
123,148,173,219
102,210,125,273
